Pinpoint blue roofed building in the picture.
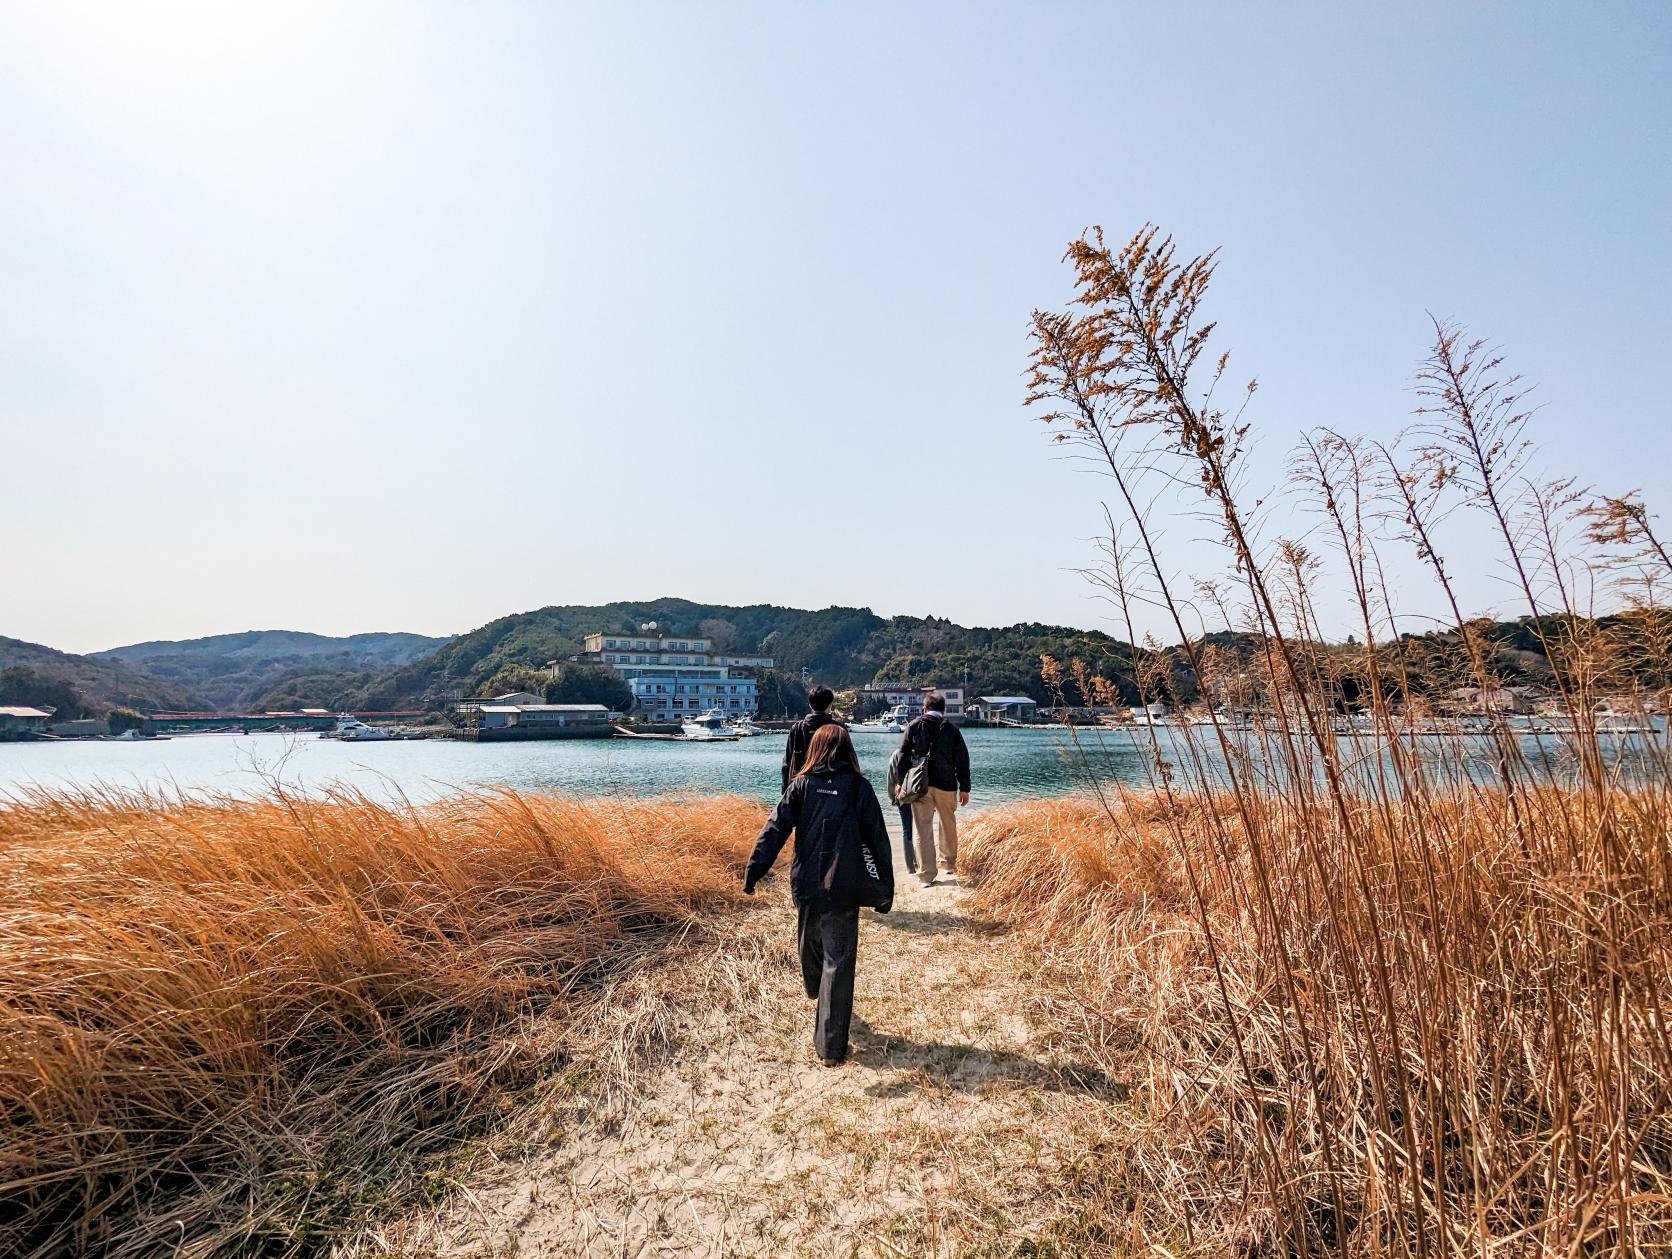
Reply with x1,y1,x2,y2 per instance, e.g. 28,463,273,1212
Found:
578,632,773,723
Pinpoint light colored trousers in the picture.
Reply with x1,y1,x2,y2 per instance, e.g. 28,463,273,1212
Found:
911,786,959,881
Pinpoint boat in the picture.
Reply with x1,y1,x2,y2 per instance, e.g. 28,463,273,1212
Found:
682,710,741,741
727,715,766,737
331,715,396,741
848,704,912,735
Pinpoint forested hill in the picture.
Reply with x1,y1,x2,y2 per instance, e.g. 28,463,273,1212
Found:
319,598,1167,714
315,599,1668,718
0,636,200,717
94,630,452,711
17,601,1654,717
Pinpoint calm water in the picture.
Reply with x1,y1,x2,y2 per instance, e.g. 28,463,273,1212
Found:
0,728,1113,809
1,724,1660,811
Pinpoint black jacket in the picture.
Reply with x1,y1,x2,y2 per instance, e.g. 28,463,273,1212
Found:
746,765,894,910
898,713,971,794
781,710,839,794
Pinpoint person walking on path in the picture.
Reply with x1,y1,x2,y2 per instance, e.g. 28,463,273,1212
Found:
781,685,839,795
885,743,918,876
897,693,971,887
746,723,893,1066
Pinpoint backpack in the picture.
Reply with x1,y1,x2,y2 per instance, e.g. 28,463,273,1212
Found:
897,719,944,804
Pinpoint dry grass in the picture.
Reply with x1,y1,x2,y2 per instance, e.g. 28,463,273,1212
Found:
0,785,759,1258
963,788,1672,1254
1019,220,1672,1253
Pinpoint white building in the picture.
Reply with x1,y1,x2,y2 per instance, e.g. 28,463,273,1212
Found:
971,695,1038,722
578,633,774,723
471,703,613,732
861,684,965,719
452,693,616,738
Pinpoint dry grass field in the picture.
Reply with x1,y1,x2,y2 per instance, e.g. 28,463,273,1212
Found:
0,787,759,1258
4,779,1668,1256
961,788,1672,1254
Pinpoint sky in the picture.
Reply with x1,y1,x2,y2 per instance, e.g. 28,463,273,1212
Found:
2,1,1668,655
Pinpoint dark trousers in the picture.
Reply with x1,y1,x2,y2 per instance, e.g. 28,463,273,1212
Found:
796,902,859,1061
898,804,916,873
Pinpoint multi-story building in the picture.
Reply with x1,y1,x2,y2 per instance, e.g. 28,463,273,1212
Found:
861,684,966,720
577,633,774,723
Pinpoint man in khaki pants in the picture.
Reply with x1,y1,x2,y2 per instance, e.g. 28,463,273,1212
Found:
898,693,972,886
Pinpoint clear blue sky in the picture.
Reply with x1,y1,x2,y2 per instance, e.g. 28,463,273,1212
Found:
3,2,1668,654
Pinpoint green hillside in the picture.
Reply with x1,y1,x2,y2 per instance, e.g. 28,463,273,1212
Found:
0,637,200,717
22,602,1658,718
302,598,1156,715
327,600,1667,718
95,630,452,711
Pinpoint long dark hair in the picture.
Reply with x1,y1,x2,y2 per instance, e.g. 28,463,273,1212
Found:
799,722,860,776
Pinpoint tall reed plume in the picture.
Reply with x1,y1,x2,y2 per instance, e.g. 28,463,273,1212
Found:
997,225,1672,1254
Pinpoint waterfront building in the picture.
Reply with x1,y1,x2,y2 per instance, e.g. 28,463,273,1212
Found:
860,684,965,720
970,695,1039,723
47,717,108,738
0,705,54,739
576,633,773,722
461,702,614,739
1448,685,1532,715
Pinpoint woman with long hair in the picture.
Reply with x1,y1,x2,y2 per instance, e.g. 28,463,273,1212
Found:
744,722,894,1066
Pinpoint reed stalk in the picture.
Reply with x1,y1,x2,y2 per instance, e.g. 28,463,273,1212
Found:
1013,225,1672,1253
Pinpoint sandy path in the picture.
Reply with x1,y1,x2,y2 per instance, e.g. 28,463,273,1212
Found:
354,816,1131,1258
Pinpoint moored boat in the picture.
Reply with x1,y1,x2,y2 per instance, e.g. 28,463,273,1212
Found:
328,715,398,741
849,704,912,734
682,710,741,741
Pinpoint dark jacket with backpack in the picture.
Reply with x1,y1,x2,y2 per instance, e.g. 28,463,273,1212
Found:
781,710,839,794
746,765,894,911
897,712,971,794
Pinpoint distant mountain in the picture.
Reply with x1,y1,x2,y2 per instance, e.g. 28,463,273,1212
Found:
298,598,1152,716
19,601,1645,719
0,636,200,716
301,598,1650,720
94,630,453,711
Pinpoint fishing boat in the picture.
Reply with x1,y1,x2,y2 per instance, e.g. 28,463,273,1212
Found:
848,704,912,734
682,710,741,741
727,715,766,737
